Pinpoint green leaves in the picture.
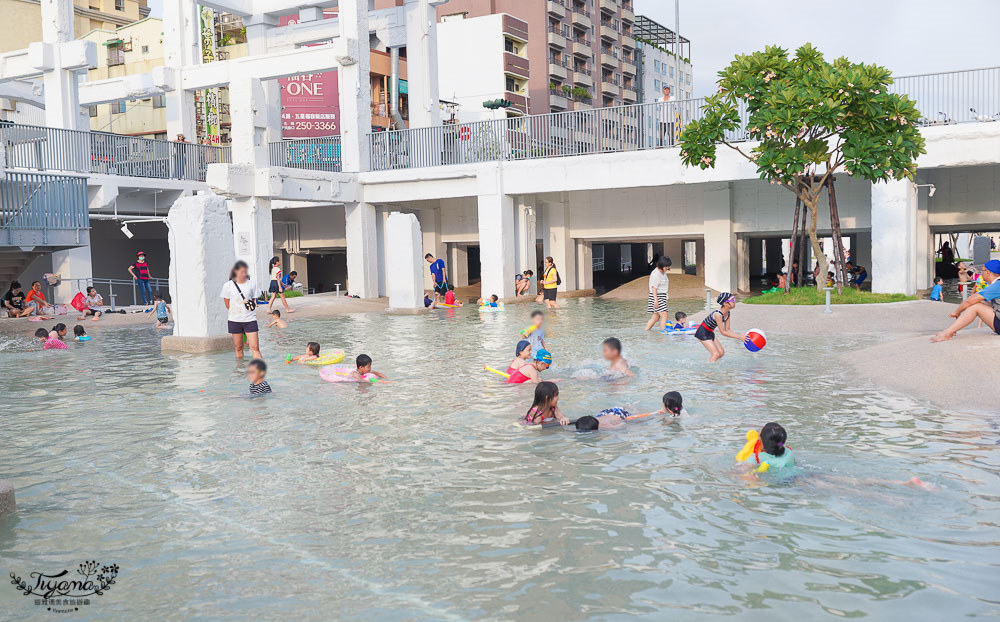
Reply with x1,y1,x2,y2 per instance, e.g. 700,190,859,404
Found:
680,43,927,184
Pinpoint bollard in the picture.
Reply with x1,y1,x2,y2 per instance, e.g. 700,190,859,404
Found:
961,283,968,302
335,283,342,298
705,289,712,311
823,287,833,314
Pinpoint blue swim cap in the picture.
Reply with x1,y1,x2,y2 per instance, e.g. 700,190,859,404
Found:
515,340,531,356
535,349,552,365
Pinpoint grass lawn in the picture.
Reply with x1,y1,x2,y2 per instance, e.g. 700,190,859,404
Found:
744,288,918,305
284,290,304,298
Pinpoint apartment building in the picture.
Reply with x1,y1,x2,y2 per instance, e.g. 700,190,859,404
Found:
438,13,530,122
0,0,150,53
437,0,638,115
634,15,693,103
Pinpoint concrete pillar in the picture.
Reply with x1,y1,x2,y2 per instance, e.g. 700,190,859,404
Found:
228,76,270,167
916,189,933,290
404,0,442,129
576,239,593,290
338,0,372,172
38,0,91,130
345,202,378,298
386,212,424,309
749,237,764,279
375,208,389,296
477,193,516,299
288,253,309,291
245,15,282,146
546,194,576,292
514,195,538,276
764,237,783,275
51,245,92,302
737,235,750,293
163,194,235,350
871,180,917,294
418,209,445,290
663,238,683,274
702,182,735,293
449,243,469,287
695,238,705,277
231,196,273,291
162,0,199,140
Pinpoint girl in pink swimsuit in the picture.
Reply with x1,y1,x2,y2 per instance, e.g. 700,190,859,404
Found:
523,381,570,426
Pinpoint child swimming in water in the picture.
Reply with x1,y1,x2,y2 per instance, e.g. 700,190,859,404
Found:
633,391,685,418
267,309,287,328
506,340,533,376
289,341,321,363
602,337,633,377
695,292,744,363
348,354,387,382
42,324,67,350
507,349,552,384
73,325,90,341
478,294,500,308
738,422,794,471
576,392,685,431
523,381,570,426
247,358,272,396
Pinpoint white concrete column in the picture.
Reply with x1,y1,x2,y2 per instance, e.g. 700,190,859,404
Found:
375,208,389,296
165,194,235,339
51,246,92,301
514,195,537,276
478,193,516,299
404,0,442,129
575,239,593,290
345,201,379,298
546,194,576,292
386,212,424,309
417,209,445,291
871,180,917,294
448,243,469,287
231,196,273,292
245,15,282,146
162,0,199,140
37,0,92,130
737,236,750,293
916,188,933,291
702,182,735,293
228,76,270,167
338,0,372,172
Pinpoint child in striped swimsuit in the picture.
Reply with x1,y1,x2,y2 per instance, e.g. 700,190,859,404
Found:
694,292,743,363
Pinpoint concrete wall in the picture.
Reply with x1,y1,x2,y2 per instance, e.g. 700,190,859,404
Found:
274,205,348,249
440,196,478,241
732,176,872,234
90,219,170,280
924,165,1000,230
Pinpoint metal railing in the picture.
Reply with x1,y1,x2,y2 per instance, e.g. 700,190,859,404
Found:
1,171,89,244
0,122,230,182
889,66,1000,125
369,98,750,171
57,277,170,309
268,135,343,172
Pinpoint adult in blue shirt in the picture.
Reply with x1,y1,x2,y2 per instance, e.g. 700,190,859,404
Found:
424,253,449,307
932,259,1000,342
281,270,297,289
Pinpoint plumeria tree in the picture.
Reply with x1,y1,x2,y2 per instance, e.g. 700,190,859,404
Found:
680,44,926,291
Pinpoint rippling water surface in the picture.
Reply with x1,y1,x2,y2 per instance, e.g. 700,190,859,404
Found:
1,298,998,620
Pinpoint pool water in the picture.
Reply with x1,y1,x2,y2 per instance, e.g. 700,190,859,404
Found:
1,298,998,620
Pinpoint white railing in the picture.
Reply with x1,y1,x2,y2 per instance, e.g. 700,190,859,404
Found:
268,135,342,172
889,66,1000,124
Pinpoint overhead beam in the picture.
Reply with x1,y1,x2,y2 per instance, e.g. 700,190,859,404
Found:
179,42,345,91
196,0,253,16
0,81,44,106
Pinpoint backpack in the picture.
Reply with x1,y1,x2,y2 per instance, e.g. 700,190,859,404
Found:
556,271,562,286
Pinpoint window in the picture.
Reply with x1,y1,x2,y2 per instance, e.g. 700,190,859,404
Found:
593,244,606,271
111,101,126,114
620,244,633,272
152,94,165,108
108,44,125,66
686,74,691,85
88,105,98,117
669,66,674,78
115,0,124,11
505,76,517,92
141,45,149,54
441,12,467,22
653,60,660,71
504,38,515,54
654,79,660,90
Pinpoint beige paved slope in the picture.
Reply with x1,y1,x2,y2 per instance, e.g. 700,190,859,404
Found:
601,273,712,301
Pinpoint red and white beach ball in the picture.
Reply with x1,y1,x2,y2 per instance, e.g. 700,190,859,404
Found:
744,328,767,352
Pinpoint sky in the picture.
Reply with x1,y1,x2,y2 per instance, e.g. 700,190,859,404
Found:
148,0,1000,98
635,0,1000,97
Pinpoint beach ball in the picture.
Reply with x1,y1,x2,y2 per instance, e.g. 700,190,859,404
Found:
744,328,767,352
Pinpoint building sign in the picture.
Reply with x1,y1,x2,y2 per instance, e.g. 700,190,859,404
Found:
279,12,340,138
198,6,221,145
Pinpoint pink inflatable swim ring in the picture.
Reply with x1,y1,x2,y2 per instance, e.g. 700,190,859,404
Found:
320,364,380,383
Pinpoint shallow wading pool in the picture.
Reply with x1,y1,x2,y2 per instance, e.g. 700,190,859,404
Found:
0,298,998,619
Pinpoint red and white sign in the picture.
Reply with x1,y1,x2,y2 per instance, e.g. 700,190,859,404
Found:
278,12,340,138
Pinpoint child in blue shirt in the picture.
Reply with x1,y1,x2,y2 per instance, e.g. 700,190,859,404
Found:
930,277,944,301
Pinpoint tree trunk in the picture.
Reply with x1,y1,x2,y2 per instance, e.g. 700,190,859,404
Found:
826,177,848,294
788,194,802,293
802,194,828,292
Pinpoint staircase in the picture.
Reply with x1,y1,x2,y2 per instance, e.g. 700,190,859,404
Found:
0,250,43,286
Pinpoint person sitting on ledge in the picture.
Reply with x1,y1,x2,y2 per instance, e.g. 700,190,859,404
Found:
932,259,1000,342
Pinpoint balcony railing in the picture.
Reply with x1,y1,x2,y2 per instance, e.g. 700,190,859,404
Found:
368,98,745,171
268,136,343,172
0,123,230,182
1,171,89,246
888,66,1000,124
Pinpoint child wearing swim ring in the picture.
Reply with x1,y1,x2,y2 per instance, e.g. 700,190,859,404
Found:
523,381,570,426
348,354,387,382
739,422,794,471
290,342,321,364
507,349,552,384
73,325,91,341
506,340,533,376
672,311,688,330
695,292,743,363
478,294,500,308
